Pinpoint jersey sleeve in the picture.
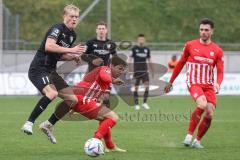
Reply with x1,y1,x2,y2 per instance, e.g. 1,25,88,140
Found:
47,26,62,41
99,67,112,84
81,40,95,62
216,48,224,86
131,47,135,58
85,40,92,54
147,48,151,58
169,42,189,84
110,42,117,55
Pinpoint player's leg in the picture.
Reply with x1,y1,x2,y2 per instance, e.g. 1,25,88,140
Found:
192,103,214,149
39,87,77,144
142,73,150,109
22,70,58,135
94,106,126,152
134,79,140,110
183,85,207,146
39,73,78,144
192,87,216,148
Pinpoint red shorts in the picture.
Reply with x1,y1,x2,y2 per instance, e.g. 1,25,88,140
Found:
188,84,216,106
73,96,102,120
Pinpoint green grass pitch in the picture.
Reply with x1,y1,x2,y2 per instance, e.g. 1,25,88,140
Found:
0,96,239,160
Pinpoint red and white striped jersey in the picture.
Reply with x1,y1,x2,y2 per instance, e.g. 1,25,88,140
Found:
74,66,112,104
170,39,224,87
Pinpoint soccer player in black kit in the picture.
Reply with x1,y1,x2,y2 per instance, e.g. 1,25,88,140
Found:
21,5,86,143
129,34,153,110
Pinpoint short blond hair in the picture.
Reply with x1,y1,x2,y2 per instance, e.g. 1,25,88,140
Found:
63,4,80,15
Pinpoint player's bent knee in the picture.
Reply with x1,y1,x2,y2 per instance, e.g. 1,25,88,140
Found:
205,104,215,118
109,112,119,122
70,95,78,105
197,97,208,109
65,96,78,107
46,90,58,100
199,102,207,109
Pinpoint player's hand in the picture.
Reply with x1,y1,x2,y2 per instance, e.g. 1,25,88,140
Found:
69,44,87,55
164,82,173,93
214,83,220,94
113,78,125,85
92,58,104,66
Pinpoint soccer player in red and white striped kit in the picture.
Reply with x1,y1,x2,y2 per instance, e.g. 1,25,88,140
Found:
165,18,224,148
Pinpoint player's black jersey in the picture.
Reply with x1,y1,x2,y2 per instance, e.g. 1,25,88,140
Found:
30,23,76,70
82,38,117,72
131,45,151,72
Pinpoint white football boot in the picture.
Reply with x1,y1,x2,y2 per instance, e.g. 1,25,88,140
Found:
142,103,150,110
134,105,140,110
192,139,204,149
39,121,57,144
183,134,193,146
21,121,33,135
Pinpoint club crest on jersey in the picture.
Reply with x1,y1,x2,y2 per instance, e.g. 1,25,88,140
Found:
105,68,111,74
144,49,148,53
135,49,139,53
194,93,198,98
93,44,97,48
210,51,215,56
107,44,111,49
70,36,73,43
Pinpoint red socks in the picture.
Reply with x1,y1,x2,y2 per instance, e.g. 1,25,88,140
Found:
188,107,204,135
196,116,212,141
103,129,115,149
94,118,116,141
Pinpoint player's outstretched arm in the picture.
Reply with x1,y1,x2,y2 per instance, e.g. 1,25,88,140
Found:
169,43,189,84
81,54,103,66
45,38,86,54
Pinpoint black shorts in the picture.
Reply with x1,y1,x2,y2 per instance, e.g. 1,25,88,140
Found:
134,72,149,86
28,67,68,94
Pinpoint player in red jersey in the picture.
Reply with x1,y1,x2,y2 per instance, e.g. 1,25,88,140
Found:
40,56,127,152
164,18,224,149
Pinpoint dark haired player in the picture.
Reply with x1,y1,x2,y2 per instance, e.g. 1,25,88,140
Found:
165,18,224,148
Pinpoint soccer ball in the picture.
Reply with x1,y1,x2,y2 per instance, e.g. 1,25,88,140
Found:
84,138,104,157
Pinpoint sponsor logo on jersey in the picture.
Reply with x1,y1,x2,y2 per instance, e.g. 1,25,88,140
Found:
136,53,147,58
59,40,70,48
194,56,214,64
94,49,109,55
210,51,215,56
